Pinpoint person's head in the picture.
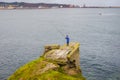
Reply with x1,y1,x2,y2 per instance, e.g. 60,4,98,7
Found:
66,35,68,37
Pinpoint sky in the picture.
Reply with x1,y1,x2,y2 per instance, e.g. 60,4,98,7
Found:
1,0,120,6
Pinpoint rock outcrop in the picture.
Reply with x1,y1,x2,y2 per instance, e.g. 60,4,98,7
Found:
8,42,86,80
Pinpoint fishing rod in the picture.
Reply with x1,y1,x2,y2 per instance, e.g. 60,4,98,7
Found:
52,25,76,43
55,27,65,37
54,26,76,41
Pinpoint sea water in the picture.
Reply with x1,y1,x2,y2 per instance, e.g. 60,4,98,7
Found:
0,8,120,80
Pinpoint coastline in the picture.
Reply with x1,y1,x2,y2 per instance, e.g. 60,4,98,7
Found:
0,7,120,10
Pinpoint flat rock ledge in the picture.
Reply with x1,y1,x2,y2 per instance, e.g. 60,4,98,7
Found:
8,42,86,80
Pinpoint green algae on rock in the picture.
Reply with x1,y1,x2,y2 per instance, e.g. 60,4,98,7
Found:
8,42,86,80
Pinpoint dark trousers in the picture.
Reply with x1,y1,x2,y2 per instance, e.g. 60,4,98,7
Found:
67,42,69,46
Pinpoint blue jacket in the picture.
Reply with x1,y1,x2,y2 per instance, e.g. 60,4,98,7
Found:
65,36,70,43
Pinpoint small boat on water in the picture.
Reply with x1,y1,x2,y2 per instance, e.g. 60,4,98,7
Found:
99,13,102,15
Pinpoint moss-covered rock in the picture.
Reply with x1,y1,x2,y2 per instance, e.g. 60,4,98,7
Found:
8,42,86,80
8,57,85,80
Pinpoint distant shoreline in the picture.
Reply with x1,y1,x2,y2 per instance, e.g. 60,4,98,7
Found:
0,7,120,10
0,2,120,10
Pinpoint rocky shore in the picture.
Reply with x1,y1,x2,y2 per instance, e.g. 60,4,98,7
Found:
8,42,86,80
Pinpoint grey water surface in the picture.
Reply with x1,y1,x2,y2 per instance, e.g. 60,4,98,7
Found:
0,8,120,80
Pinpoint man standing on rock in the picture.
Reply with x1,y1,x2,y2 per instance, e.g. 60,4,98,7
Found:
65,35,70,46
